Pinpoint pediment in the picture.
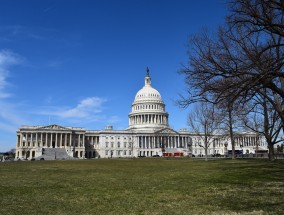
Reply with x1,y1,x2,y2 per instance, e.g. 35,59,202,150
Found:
38,124,71,131
154,128,179,135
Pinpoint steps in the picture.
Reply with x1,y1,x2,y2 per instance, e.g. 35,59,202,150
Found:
36,148,75,160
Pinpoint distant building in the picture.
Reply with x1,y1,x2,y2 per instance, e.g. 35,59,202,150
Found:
15,69,266,160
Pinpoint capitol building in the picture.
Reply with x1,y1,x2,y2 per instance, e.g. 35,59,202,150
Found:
15,69,266,160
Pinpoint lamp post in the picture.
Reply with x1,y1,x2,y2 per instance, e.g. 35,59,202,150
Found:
256,143,259,158
224,143,228,157
188,142,192,157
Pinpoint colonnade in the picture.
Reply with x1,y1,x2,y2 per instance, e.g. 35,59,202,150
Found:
85,136,100,146
129,114,168,125
234,136,262,147
17,132,85,148
84,135,100,158
138,135,191,149
132,103,164,111
16,131,86,160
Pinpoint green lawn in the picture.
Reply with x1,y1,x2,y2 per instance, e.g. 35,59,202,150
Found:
0,158,283,215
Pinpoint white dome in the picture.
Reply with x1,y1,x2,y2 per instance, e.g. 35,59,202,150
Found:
134,85,162,103
128,68,169,130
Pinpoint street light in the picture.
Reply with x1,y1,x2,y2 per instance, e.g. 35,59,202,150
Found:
187,142,192,157
224,143,228,157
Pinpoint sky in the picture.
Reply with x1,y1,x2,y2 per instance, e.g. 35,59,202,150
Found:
0,0,228,152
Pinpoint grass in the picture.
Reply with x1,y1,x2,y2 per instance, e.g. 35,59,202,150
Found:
0,158,283,215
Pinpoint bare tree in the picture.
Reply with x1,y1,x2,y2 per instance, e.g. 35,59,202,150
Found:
228,0,284,38
227,0,284,126
179,1,284,126
188,102,221,161
179,0,284,162
244,89,283,160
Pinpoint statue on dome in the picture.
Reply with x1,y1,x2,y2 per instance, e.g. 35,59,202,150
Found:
146,67,150,77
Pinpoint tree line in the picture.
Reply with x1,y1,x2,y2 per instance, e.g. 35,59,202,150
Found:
179,0,284,161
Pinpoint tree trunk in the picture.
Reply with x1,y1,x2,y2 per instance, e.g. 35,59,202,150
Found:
228,105,236,159
205,135,208,161
205,145,208,161
268,142,275,161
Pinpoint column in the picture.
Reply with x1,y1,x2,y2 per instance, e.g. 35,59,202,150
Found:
77,134,80,147
83,134,85,147
65,133,67,147
50,133,53,148
46,133,48,147
69,133,72,147
60,133,63,148
167,136,170,148
40,133,43,147
31,132,33,147
20,133,23,147
55,133,58,148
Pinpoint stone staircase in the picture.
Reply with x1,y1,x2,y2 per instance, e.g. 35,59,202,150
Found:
36,148,75,160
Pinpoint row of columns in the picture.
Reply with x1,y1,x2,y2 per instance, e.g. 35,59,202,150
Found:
85,136,100,145
234,136,261,147
129,114,168,125
133,104,164,111
18,132,85,148
209,136,261,148
138,135,191,149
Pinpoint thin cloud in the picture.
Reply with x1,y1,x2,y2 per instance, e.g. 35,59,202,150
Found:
0,49,21,98
59,97,106,118
36,97,124,127
40,97,107,119
0,101,27,132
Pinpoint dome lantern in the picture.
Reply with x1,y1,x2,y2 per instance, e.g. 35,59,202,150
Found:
145,67,151,86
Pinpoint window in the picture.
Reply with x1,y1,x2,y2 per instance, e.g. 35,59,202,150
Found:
105,150,109,156
117,142,120,148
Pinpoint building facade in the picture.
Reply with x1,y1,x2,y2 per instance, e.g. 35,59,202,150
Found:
15,69,266,160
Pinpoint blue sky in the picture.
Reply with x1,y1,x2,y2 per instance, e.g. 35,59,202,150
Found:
0,0,227,152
